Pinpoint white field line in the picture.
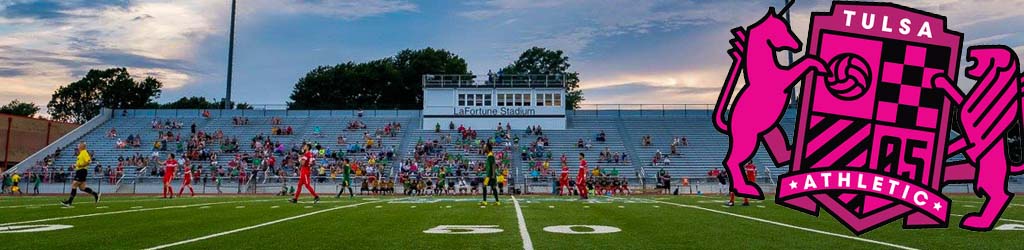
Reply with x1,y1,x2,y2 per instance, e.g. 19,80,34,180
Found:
948,199,1024,207
628,198,918,250
511,196,535,250
143,199,396,250
0,198,183,209
0,199,274,226
949,213,1024,223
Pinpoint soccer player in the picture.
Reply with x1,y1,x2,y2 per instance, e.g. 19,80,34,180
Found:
576,153,589,200
11,173,22,195
479,143,500,206
620,178,631,196
162,154,178,198
177,160,195,197
437,167,448,195
728,162,757,206
291,144,320,204
32,173,41,195
558,163,570,196
335,159,354,198
61,143,100,206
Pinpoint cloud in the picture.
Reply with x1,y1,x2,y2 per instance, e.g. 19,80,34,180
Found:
0,0,418,112
259,0,418,20
965,33,1017,45
583,82,721,105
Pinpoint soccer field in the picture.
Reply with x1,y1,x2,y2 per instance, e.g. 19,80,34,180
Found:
0,194,1021,249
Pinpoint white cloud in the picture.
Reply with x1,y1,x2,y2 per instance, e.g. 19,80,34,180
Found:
253,0,417,20
0,0,417,111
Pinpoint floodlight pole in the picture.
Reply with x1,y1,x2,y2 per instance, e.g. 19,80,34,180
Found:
224,0,237,109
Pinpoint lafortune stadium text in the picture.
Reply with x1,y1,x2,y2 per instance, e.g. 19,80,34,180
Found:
456,107,537,117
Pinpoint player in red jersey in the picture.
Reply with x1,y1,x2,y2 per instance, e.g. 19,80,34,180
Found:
162,154,178,198
177,160,195,197
729,162,758,206
291,144,320,204
558,163,570,196
576,153,589,200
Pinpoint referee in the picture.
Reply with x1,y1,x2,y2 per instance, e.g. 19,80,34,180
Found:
61,142,100,207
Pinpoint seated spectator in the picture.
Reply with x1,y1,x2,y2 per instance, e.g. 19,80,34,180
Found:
576,138,585,148
596,131,606,142
107,128,118,138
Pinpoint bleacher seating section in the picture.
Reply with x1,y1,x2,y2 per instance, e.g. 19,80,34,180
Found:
9,109,1016,192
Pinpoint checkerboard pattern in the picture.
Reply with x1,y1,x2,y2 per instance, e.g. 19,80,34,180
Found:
874,40,950,130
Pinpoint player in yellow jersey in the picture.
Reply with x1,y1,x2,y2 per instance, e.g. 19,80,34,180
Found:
62,142,100,206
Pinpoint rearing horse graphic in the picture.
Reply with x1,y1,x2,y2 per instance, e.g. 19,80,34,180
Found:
713,3,828,199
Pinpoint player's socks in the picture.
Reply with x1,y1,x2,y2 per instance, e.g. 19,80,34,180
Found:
67,189,77,204
84,188,100,203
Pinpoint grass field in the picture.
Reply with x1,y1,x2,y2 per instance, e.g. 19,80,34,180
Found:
0,194,1021,249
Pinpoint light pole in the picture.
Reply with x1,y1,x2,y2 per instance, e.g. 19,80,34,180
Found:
224,0,237,109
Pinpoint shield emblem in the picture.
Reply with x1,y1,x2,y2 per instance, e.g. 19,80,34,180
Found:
777,2,962,234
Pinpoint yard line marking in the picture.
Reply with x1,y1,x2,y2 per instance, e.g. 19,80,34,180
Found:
142,199,395,250
644,199,918,250
950,213,1024,223
0,199,274,227
511,196,535,250
950,200,1024,207
0,198,172,209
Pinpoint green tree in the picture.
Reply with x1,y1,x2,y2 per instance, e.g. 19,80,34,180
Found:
48,68,162,123
501,47,584,110
0,99,41,117
159,96,221,109
289,48,468,109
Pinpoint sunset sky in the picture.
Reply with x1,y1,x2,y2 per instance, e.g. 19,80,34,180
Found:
1,0,1023,112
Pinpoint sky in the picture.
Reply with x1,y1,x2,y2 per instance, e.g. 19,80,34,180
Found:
2,0,1024,113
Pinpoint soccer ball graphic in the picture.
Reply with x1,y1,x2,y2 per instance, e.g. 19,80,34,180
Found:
824,53,872,100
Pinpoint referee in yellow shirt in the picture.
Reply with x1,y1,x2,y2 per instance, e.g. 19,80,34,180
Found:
62,142,100,207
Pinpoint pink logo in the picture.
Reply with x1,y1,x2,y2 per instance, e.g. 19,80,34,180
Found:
715,1,1024,234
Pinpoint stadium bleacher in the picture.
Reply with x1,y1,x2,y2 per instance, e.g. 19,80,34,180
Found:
6,108,1020,194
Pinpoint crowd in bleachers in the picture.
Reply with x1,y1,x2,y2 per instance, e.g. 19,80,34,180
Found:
10,115,412,194
399,123,516,196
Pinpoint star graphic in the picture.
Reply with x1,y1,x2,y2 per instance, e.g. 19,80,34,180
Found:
789,180,798,190
933,202,942,211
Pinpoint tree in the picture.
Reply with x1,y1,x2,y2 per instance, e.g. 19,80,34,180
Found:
159,96,222,109
48,68,162,123
501,47,585,110
0,100,40,117
289,48,468,109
